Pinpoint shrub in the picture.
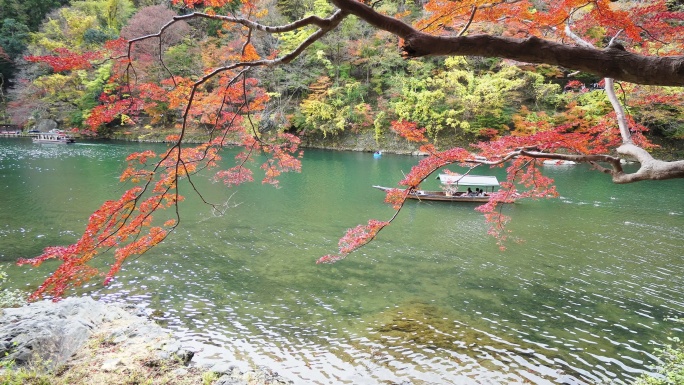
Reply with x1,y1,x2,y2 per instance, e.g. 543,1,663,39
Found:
634,318,684,385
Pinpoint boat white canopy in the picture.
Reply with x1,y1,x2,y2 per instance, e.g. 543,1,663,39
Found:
437,174,500,187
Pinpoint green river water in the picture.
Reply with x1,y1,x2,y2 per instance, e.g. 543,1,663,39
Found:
1,138,683,384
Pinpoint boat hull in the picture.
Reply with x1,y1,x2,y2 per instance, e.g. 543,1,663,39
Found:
373,186,491,203
32,139,76,144
32,132,76,144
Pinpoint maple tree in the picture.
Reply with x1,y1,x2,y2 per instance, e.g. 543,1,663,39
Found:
17,0,684,298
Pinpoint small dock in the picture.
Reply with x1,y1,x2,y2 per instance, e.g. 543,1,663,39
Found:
0,124,21,137
0,124,43,137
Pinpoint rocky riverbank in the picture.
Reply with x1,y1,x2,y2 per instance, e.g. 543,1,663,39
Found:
0,297,293,385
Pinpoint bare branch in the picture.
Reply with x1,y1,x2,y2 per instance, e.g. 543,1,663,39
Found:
604,78,632,144
457,6,477,37
122,10,349,67
565,26,633,144
563,24,593,49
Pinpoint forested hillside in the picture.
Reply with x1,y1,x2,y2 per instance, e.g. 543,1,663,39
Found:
1,0,682,155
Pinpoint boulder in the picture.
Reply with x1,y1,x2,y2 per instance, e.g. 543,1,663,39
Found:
0,297,132,369
34,119,58,133
0,297,294,385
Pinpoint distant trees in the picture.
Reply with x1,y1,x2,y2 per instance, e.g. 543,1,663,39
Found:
0,0,71,89
120,4,190,60
0,19,30,88
7,0,135,128
0,0,71,31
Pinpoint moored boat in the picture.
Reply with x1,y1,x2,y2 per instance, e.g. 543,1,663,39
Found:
32,132,76,144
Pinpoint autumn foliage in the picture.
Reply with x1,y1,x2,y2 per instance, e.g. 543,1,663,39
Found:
17,0,684,298
26,48,102,72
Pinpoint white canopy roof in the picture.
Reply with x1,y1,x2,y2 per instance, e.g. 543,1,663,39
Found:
437,174,500,187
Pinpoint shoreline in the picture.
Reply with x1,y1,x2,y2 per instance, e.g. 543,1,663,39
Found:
3,127,682,160
0,297,294,385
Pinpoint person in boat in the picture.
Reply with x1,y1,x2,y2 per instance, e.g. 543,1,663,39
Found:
467,188,474,196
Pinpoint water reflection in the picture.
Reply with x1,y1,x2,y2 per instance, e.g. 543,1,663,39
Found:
1,138,683,384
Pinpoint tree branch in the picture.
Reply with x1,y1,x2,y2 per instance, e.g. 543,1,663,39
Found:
613,144,684,183
565,25,633,145
559,23,684,182
457,6,477,37
330,0,684,86
604,78,632,144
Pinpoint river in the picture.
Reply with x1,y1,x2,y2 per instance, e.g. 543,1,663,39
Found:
1,138,683,384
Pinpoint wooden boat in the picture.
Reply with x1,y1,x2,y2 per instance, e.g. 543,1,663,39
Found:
373,174,504,203
373,185,492,202
32,132,75,144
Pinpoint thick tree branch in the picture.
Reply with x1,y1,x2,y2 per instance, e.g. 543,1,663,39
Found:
561,23,684,182
613,144,684,183
565,25,633,144
467,147,684,183
330,0,684,86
